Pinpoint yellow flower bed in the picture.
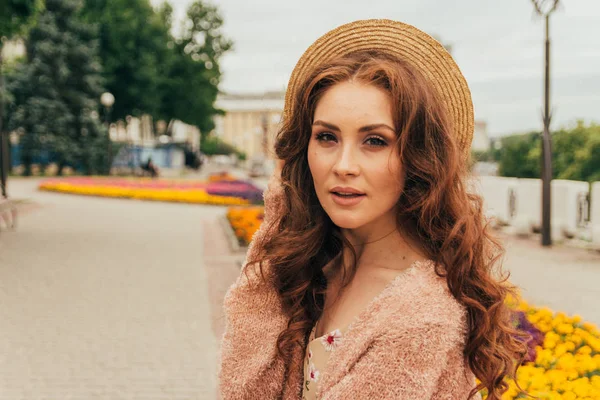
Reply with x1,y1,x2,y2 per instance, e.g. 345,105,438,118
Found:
226,206,264,245
40,181,250,206
482,294,600,400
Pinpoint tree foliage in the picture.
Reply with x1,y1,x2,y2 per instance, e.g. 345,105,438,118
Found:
0,0,43,170
496,132,541,178
4,0,231,175
81,0,231,135
201,135,245,160
80,0,172,122
0,0,44,39
159,1,232,135
552,122,600,182
491,121,600,182
6,0,108,175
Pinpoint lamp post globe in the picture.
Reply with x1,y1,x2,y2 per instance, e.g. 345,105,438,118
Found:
531,0,559,16
100,92,115,108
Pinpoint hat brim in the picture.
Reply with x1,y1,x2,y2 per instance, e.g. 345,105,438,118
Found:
284,19,474,162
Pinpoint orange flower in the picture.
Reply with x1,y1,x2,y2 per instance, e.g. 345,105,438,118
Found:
227,206,265,246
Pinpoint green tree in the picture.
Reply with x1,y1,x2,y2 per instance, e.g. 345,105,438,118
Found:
81,0,173,122
0,0,43,194
497,132,541,178
496,122,600,182
7,0,108,175
554,121,600,182
201,134,245,159
0,1,43,37
159,0,232,136
81,0,231,140
576,132,600,182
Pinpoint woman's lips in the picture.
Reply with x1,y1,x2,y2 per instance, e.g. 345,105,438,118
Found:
331,192,366,206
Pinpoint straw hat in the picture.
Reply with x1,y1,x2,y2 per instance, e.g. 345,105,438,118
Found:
283,19,474,161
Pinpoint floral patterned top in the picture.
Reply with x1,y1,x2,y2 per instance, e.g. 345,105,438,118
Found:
302,321,347,400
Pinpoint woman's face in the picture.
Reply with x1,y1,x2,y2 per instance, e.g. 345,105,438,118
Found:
307,80,405,232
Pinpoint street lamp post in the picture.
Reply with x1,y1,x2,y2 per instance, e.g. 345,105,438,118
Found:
100,92,115,175
0,49,8,199
531,0,559,247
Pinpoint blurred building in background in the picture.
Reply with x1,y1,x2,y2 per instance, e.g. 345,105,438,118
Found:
472,120,491,152
109,115,155,145
214,91,284,161
108,115,200,151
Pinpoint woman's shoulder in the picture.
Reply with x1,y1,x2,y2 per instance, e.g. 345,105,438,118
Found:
373,260,469,338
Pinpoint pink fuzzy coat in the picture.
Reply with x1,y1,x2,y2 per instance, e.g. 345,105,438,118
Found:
218,175,481,400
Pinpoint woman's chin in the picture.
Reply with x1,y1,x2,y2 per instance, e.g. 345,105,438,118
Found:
328,214,366,230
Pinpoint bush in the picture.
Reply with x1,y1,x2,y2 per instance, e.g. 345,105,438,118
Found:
495,121,600,182
201,135,246,160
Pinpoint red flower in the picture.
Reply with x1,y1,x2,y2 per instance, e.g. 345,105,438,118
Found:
320,329,343,351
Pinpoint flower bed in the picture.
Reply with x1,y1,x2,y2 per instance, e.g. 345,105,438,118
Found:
208,172,238,183
205,181,263,203
483,294,600,400
226,206,264,246
39,177,263,206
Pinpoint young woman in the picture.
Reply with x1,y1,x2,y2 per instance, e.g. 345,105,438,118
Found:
218,20,530,400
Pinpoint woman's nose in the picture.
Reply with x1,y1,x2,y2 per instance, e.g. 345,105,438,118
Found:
332,145,360,177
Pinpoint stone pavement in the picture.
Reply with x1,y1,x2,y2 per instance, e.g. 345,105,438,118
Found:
0,178,225,400
500,231,600,325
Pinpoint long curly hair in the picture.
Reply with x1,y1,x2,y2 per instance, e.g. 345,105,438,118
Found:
246,50,531,400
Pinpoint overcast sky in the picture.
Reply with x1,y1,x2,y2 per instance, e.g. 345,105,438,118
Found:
156,0,600,136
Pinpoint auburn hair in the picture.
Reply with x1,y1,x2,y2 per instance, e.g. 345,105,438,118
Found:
245,50,531,400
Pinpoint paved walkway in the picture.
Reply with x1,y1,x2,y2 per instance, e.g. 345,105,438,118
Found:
0,174,599,400
501,232,600,324
0,178,226,399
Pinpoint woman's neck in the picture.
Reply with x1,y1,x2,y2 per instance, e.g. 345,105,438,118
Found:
320,223,428,302
321,228,427,319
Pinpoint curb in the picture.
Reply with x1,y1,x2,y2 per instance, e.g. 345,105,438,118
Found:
219,215,248,255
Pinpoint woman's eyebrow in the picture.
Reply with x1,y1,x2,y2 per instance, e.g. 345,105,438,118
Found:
358,123,396,133
312,120,395,133
312,120,340,131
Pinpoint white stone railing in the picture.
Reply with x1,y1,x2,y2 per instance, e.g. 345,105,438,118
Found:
591,182,600,248
470,176,595,246
468,176,518,226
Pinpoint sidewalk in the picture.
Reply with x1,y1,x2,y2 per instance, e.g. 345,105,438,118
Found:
1,178,221,399
500,232,600,325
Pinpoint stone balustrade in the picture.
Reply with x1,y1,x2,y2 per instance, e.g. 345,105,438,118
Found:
472,176,595,247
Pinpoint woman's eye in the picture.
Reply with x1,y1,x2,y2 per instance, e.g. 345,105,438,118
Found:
365,136,387,147
315,132,337,142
